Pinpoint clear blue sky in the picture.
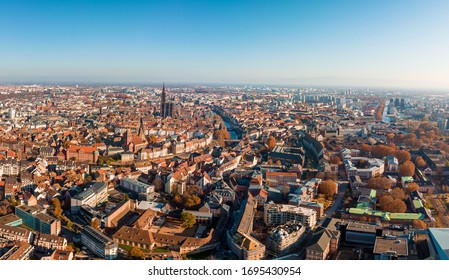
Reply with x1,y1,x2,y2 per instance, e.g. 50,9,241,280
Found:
1,0,448,89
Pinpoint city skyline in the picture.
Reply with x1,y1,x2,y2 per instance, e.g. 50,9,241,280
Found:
1,0,449,89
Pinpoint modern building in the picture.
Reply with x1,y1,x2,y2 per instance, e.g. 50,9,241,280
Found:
15,205,61,235
119,178,154,201
71,182,108,213
264,202,317,228
80,226,118,260
427,228,449,260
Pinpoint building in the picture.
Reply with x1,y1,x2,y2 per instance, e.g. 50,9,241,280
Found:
344,156,385,179
0,224,34,243
384,156,399,173
373,236,408,260
15,205,61,235
305,218,341,260
427,228,449,260
265,172,298,187
34,233,67,252
341,221,380,245
66,145,99,163
266,221,306,256
0,241,34,260
112,226,154,251
268,146,304,167
80,226,118,260
227,194,266,260
104,200,134,228
160,83,174,119
264,202,317,228
71,182,108,213
119,178,154,201
0,214,23,226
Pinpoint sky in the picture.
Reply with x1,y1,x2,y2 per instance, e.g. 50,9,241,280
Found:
0,0,449,89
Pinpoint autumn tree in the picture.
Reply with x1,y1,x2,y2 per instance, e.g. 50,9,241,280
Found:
181,212,196,228
366,177,393,190
399,161,415,177
360,144,372,156
391,188,405,200
413,220,427,229
52,198,63,218
386,199,407,213
405,182,420,193
395,150,411,164
379,195,393,210
129,247,145,259
379,195,406,213
372,145,395,158
415,156,427,168
318,180,337,197
267,136,276,151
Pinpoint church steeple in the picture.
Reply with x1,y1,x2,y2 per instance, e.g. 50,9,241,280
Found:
161,83,166,104
138,117,145,139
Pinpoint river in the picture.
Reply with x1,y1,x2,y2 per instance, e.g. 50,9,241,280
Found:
223,120,239,140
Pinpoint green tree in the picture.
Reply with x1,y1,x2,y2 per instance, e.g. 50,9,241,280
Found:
181,212,196,228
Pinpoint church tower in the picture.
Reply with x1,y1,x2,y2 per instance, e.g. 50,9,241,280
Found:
138,117,146,140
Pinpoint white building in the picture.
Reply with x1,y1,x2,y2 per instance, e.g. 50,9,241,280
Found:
71,182,108,213
264,202,317,228
120,178,154,201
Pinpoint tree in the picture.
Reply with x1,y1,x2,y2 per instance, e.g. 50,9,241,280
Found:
391,188,405,200
395,150,411,164
267,136,276,151
129,247,145,259
405,182,420,193
318,180,337,197
97,157,105,165
329,156,342,165
181,212,196,228
372,145,395,158
366,177,393,190
415,156,427,168
172,193,182,205
386,199,407,213
184,194,201,208
360,144,372,156
399,161,415,177
123,193,129,202
52,198,63,218
379,195,393,211
413,220,427,229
